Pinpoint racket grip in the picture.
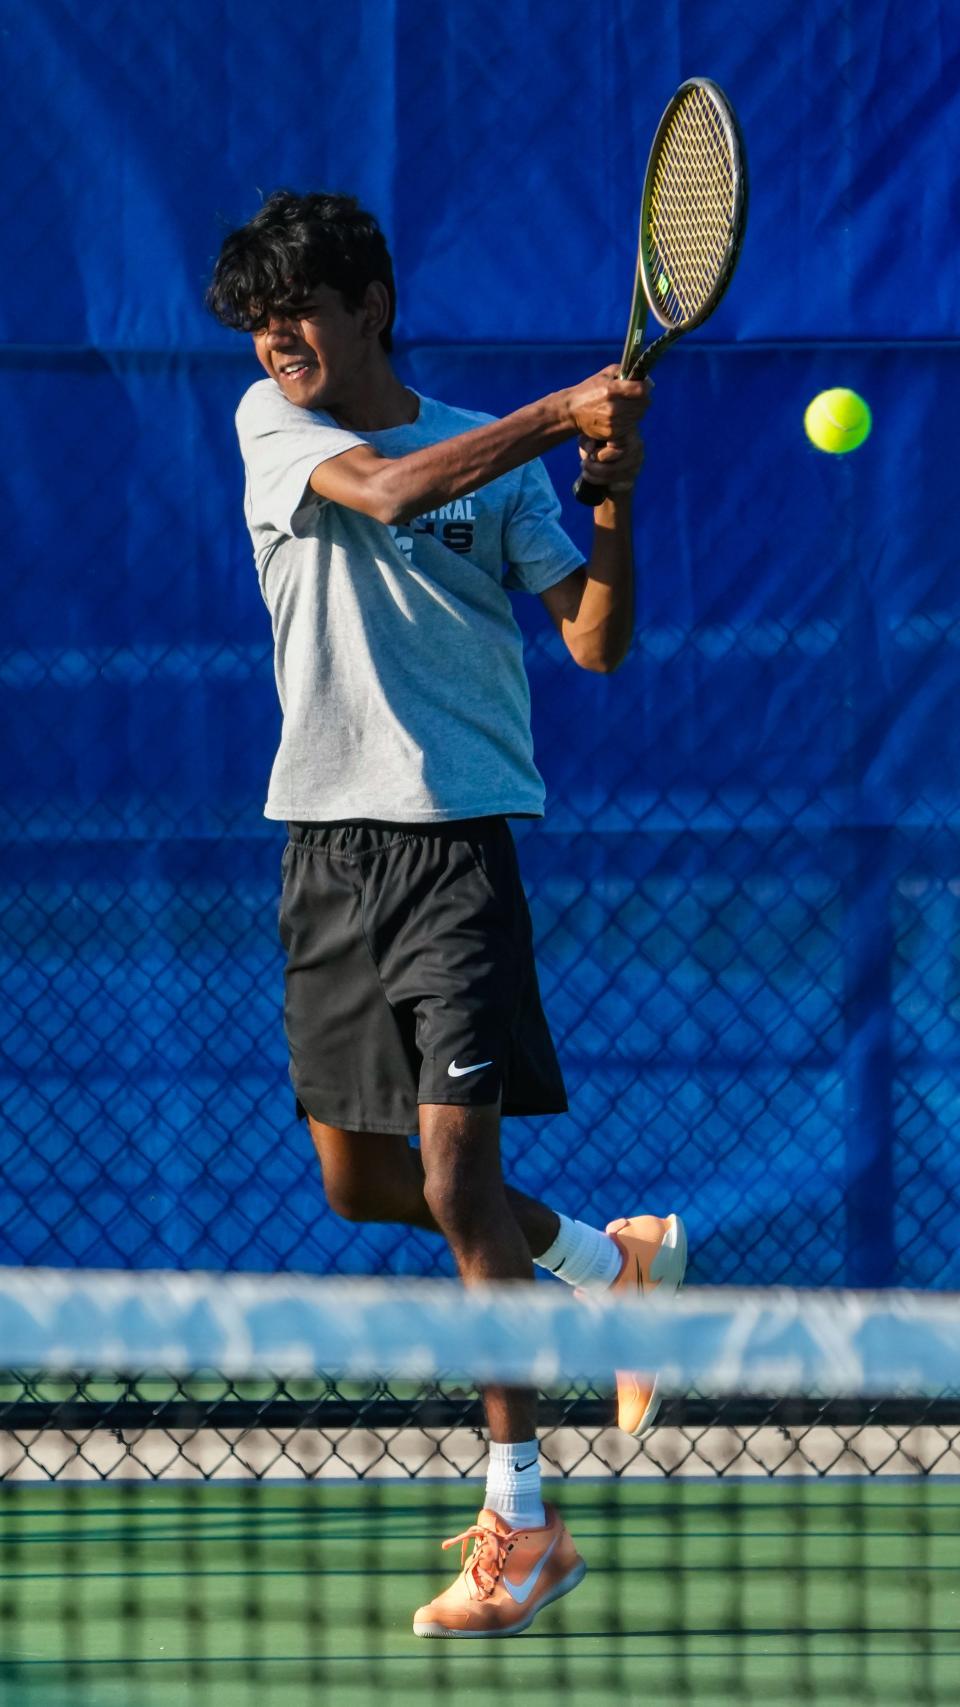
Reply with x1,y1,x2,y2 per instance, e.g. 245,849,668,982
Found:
574,349,653,504
572,473,607,507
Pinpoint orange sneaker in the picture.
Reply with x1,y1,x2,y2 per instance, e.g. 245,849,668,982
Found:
607,1212,687,1437
412,1504,586,1638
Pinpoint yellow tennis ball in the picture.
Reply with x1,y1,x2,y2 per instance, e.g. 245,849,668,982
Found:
804,388,872,454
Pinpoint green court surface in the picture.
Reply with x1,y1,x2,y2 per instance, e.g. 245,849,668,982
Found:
1,1478,957,1707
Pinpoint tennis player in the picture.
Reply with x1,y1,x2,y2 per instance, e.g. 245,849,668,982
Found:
207,190,686,1638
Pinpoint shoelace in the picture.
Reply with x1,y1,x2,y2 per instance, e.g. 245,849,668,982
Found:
441,1522,510,1601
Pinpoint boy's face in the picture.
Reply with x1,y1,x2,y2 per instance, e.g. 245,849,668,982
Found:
252,283,373,410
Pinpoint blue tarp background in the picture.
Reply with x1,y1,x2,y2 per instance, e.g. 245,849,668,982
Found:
3,0,959,1286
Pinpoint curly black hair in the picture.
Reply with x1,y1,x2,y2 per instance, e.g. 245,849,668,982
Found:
207,190,396,350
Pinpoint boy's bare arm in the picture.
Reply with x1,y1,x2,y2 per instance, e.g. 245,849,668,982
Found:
307,368,648,523
540,424,647,674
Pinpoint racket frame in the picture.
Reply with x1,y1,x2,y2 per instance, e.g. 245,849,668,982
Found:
574,77,748,504
622,77,749,381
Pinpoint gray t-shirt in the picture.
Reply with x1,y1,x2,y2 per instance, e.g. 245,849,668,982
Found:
235,380,583,822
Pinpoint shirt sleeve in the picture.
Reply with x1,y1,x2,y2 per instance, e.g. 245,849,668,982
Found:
236,383,365,540
501,457,585,594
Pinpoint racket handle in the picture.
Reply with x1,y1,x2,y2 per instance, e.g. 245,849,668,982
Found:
572,473,607,507
573,349,652,505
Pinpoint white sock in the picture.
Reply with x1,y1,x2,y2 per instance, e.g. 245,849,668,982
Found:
483,1439,545,1530
534,1212,622,1292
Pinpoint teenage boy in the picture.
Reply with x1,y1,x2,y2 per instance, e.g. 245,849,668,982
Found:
207,189,685,1637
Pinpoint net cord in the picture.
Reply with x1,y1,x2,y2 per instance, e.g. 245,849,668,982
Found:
1,1270,958,1395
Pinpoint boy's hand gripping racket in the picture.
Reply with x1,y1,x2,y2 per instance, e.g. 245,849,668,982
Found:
575,77,748,505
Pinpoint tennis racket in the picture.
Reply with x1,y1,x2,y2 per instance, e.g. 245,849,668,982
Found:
575,77,748,505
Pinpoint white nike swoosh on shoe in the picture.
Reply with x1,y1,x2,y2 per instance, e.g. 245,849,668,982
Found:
447,1059,494,1078
502,1535,559,1604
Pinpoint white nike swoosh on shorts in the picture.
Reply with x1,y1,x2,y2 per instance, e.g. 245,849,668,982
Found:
447,1059,494,1078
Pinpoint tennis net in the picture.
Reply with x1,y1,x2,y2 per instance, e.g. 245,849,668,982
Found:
1,1269,958,1705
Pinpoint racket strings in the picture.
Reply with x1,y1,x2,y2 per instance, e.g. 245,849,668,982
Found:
646,87,737,327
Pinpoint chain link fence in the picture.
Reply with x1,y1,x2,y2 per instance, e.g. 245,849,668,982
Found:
4,345,959,1291
3,1377,959,1484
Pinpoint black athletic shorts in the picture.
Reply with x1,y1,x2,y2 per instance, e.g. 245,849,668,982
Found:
278,817,568,1134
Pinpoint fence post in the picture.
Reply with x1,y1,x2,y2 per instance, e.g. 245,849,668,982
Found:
840,438,896,1287
843,826,896,1286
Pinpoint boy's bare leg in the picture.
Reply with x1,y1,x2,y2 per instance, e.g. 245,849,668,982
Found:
306,1113,560,1257
308,1107,542,1442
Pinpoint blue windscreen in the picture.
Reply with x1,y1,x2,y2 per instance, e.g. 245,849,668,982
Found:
2,0,959,1286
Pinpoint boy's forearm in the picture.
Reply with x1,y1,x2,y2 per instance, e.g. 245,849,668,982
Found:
380,391,576,521
572,494,636,672
309,368,649,524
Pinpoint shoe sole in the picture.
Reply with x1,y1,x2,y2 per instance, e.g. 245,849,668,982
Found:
412,1559,588,1638
622,1213,688,1439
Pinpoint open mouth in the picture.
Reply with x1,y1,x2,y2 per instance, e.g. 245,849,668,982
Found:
277,360,315,380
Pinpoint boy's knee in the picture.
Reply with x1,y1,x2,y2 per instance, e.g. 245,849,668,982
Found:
421,1165,501,1244
323,1177,372,1222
